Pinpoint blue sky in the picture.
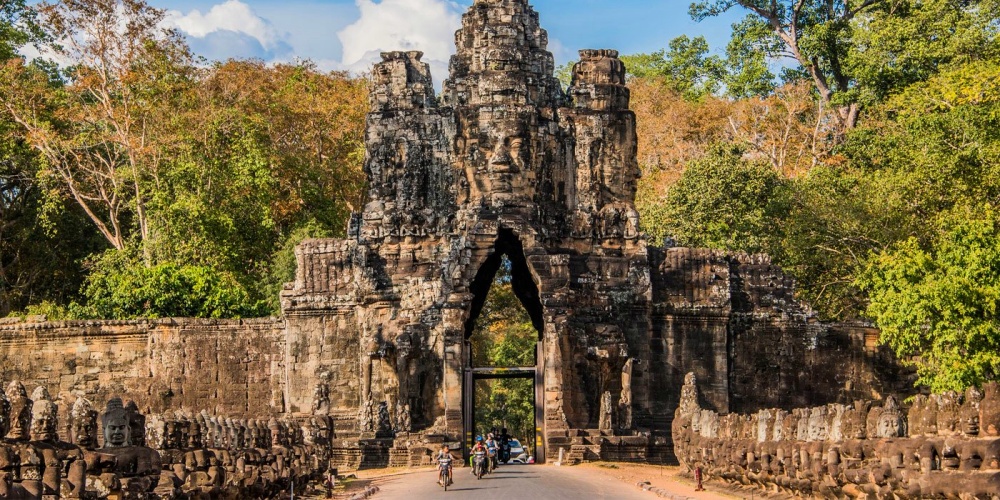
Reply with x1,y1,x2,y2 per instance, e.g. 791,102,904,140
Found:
150,0,745,80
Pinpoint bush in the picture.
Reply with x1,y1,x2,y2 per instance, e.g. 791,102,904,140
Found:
81,249,264,319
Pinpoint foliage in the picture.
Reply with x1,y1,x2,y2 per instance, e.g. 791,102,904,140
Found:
1,2,104,316
721,15,783,98
621,35,725,100
647,144,786,253
689,0,998,131
0,0,48,62
859,205,1000,392
0,0,368,318
80,247,262,320
773,58,1000,321
555,61,575,89
844,0,1000,109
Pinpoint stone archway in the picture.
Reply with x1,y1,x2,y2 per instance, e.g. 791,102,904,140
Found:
460,228,546,462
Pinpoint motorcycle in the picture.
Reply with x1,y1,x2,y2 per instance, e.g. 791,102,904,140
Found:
473,454,486,480
438,466,452,491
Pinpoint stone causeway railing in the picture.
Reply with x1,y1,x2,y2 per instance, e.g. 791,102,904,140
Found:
0,381,333,498
672,373,1000,498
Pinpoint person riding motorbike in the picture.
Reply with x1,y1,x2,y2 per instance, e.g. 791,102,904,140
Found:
499,428,511,463
485,435,499,473
471,436,489,478
436,444,455,487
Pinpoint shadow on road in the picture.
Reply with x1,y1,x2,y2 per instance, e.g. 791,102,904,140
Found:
448,486,498,492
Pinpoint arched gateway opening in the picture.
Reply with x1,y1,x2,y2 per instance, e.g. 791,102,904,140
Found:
462,229,545,463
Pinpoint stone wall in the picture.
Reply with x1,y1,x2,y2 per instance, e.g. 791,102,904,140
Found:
672,374,1000,498
645,249,911,436
0,318,286,426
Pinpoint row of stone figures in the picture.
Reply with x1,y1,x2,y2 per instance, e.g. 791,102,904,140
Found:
0,381,334,499
673,374,1000,498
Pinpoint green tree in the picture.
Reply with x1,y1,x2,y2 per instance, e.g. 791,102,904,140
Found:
689,0,999,130
645,144,786,253
773,57,1000,321
0,0,47,61
859,205,1000,392
1,0,103,316
4,0,196,254
80,246,262,320
621,35,726,100
721,16,783,98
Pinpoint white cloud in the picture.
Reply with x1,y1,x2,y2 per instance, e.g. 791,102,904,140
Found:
337,0,464,83
164,0,292,60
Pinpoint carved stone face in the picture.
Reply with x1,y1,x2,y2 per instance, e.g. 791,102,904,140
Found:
5,382,31,441
962,386,983,436
485,125,526,175
125,401,145,447
71,398,99,448
105,416,130,447
30,400,58,442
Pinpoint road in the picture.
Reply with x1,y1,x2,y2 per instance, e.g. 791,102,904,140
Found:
372,463,657,500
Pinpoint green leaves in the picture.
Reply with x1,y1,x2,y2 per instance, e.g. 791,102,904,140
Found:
621,36,726,100
859,205,1000,392
0,0,48,62
648,144,786,253
80,247,263,320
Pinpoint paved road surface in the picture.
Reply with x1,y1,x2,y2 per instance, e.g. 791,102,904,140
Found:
373,463,656,500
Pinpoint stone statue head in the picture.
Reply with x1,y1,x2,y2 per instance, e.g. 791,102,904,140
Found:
268,417,281,447
874,396,905,439
189,415,204,449
101,397,131,448
962,386,983,436
145,414,166,449
125,401,146,447
5,381,32,441
29,390,58,443
71,397,99,448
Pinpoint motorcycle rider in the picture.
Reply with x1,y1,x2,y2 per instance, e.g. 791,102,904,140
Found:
499,427,511,463
471,436,488,476
485,434,499,472
436,444,455,486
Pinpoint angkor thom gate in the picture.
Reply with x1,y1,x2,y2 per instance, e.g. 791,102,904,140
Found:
0,0,908,469
278,0,907,464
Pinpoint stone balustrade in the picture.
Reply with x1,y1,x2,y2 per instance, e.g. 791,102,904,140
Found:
0,380,333,498
672,373,1000,498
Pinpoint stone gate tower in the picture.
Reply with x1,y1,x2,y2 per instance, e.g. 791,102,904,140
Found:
280,0,904,464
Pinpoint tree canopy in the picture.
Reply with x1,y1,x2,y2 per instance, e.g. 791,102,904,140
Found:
0,0,367,318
